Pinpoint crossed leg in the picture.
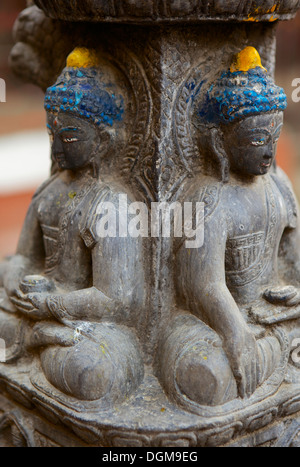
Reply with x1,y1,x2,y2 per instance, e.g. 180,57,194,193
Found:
157,312,281,407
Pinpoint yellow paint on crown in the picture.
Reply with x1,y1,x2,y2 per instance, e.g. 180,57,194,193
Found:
244,4,277,21
66,47,99,68
230,46,267,73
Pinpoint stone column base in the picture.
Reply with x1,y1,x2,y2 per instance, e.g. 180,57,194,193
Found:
1,357,300,447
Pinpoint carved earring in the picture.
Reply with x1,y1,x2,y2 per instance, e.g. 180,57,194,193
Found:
92,158,98,178
91,136,102,178
211,129,230,183
219,155,230,183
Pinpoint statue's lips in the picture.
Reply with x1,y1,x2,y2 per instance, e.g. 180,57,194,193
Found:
260,161,272,168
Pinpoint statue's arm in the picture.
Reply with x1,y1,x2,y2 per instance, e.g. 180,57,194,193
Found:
46,235,145,324
276,168,300,284
278,222,300,285
3,201,45,297
176,215,258,398
177,218,245,341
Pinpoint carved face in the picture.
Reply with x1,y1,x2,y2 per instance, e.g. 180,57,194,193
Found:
46,113,100,171
222,111,283,177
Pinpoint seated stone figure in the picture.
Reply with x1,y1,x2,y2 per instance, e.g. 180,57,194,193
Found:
0,48,145,403
158,47,300,408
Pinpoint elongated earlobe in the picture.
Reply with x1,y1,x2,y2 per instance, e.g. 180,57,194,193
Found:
98,130,114,157
92,159,97,178
91,130,114,177
210,128,230,183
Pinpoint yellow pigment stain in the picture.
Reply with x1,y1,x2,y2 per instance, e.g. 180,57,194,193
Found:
245,16,259,22
160,408,166,413
100,344,106,355
68,191,77,199
245,4,277,22
230,46,267,73
269,15,278,22
67,47,99,69
56,193,63,206
192,345,208,360
256,4,277,14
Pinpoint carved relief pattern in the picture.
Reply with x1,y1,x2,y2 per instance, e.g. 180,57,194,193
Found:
1,382,300,447
103,42,153,183
225,232,265,272
0,410,36,447
34,0,300,22
173,55,214,178
10,6,75,91
3,0,300,450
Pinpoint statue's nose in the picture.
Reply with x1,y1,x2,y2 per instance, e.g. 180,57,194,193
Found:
263,141,274,160
52,135,64,157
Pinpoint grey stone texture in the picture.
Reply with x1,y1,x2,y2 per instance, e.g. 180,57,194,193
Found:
1,0,300,447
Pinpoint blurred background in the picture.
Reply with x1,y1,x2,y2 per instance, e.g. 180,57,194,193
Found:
0,0,49,260
0,1,300,260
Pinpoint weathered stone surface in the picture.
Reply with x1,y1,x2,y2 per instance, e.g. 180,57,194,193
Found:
2,0,300,448
33,0,300,23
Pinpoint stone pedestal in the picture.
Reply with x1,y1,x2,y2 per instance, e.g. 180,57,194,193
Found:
1,0,300,447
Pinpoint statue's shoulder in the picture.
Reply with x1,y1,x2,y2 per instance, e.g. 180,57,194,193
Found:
79,181,133,249
79,182,111,249
183,175,225,223
174,176,225,253
32,174,60,201
270,168,298,229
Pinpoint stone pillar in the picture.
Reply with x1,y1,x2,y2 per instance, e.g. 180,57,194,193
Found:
0,0,300,447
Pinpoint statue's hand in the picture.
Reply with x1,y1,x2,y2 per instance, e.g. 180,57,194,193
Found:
10,290,52,320
223,324,259,399
263,286,300,307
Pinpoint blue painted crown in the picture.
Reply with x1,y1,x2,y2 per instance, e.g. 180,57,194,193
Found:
198,48,287,125
44,48,124,127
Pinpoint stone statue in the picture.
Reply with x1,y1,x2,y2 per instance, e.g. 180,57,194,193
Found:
2,0,300,447
0,48,145,404
158,47,300,411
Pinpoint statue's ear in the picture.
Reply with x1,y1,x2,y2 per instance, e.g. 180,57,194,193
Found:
210,127,225,158
97,129,115,157
210,127,229,182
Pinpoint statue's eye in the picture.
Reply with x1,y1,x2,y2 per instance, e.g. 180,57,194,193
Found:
62,137,79,143
251,139,266,147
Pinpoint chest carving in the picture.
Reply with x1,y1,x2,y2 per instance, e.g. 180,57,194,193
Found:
225,231,264,272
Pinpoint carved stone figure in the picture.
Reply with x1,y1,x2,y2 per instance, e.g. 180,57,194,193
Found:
0,48,145,403
159,47,300,410
2,0,300,448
